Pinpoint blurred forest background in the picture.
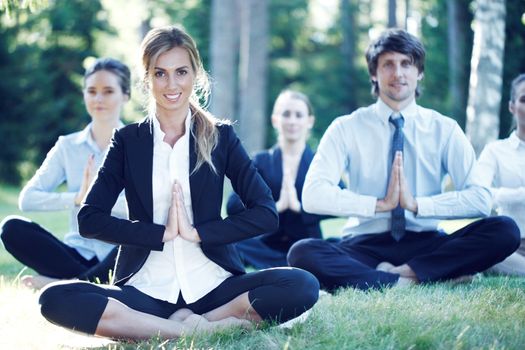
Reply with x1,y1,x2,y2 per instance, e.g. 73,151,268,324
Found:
0,0,524,186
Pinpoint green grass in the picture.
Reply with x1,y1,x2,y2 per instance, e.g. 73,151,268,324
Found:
0,185,69,276
1,184,524,349
2,276,524,349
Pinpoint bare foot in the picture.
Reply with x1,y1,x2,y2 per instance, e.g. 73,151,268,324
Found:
209,316,253,331
376,262,418,286
169,308,195,322
21,275,59,290
389,264,419,281
376,261,395,272
181,314,252,335
395,276,417,287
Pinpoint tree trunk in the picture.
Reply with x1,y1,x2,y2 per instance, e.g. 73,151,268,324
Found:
340,0,358,112
209,0,238,121
466,0,506,155
447,0,469,129
238,0,269,154
404,0,410,30
388,0,397,28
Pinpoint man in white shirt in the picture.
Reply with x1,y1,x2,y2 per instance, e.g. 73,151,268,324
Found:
287,29,520,290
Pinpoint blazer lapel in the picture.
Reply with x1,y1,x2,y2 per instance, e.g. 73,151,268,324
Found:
128,119,154,222
272,146,283,193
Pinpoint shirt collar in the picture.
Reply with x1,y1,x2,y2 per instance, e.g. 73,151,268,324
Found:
74,123,92,145
374,98,418,125
508,131,525,150
152,109,192,145
73,120,124,151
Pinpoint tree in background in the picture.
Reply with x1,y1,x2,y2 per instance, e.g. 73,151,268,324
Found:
209,0,238,122
466,0,506,155
238,0,269,154
2,0,525,184
0,0,109,184
447,0,473,130
499,0,525,138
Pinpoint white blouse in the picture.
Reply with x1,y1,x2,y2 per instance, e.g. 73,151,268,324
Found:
126,111,231,304
477,132,525,237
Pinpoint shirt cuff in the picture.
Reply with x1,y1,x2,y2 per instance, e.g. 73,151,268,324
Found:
415,196,434,217
354,195,377,217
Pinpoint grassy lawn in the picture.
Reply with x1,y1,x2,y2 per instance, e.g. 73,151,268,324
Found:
1,184,524,349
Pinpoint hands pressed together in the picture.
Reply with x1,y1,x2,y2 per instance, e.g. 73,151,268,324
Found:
375,151,418,214
75,154,96,206
275,170,301,213
163,181,201,243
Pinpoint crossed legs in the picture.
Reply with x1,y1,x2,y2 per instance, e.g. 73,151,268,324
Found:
288,216,520,291
39,267,319,339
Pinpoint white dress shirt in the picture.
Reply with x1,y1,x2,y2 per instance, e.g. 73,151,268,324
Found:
477,132,525,237
127,111,232,304
302,98,491,236
18,122,127,261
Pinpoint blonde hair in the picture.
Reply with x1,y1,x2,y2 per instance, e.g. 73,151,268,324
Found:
140,25,223,173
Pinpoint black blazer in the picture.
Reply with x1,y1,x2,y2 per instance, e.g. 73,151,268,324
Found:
227,146,328,251
78,117,278,285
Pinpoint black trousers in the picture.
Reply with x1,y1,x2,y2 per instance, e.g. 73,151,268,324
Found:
39,267,319,334
287,216,520,291
0,216,117,283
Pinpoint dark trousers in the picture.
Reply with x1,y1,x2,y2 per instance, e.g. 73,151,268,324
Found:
236,238,289,269
287,216,520,291
0,216,117,283
39,267,319,334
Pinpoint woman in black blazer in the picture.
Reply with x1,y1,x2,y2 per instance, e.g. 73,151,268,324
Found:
228,90,331,269
38,25,319,340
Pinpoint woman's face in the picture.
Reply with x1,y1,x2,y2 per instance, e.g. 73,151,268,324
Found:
510,81,525,133
83,70,128,123
150,46,195,117
271,95,314,144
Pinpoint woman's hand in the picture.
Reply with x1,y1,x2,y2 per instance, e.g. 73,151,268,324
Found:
75,154,96,206
276,171,301,213
163,183,179,242
284,173,301,212
174,181,201,243
275,180,289,212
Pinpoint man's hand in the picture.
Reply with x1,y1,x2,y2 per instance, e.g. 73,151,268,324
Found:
398,154,418,213
376,152,401,212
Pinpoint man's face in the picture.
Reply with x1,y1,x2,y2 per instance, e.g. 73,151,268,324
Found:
372,51,422,109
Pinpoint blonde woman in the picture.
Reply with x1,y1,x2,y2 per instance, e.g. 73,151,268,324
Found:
38,25,318,340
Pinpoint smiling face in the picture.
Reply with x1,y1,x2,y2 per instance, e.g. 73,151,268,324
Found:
372,51,422,111
149,46,195,118
510,80,525,135
271,94,314,145
83,70,128,123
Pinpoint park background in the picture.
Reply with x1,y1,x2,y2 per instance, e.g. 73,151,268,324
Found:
0,0,525,349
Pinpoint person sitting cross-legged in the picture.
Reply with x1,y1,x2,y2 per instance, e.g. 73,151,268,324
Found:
287,29,520,291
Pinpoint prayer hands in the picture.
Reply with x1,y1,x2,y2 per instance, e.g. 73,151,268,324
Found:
376,152,418,213
163,181,201,243
275,171,301,213
75,154,96,206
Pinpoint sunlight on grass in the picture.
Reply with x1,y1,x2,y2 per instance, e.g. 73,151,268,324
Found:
0,277,113,349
